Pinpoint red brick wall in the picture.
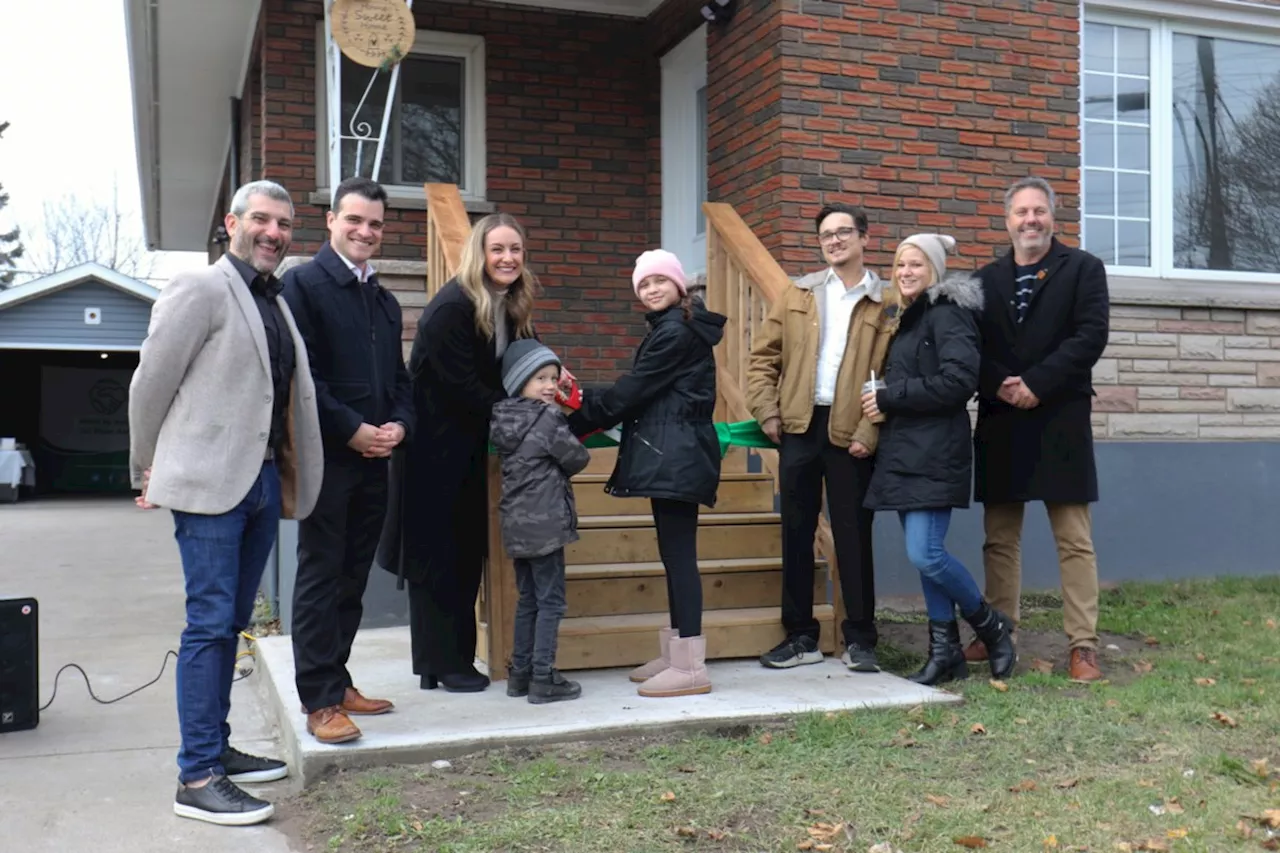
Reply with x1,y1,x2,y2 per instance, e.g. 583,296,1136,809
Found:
771,0,1081,275
254,0,662,379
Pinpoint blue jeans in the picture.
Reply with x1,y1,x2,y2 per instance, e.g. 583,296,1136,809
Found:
173,462,281,783
899,509,982,622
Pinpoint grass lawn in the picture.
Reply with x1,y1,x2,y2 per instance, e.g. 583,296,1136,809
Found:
280,577,1280,852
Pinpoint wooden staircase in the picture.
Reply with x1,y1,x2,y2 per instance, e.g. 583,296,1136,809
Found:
422,183,845,678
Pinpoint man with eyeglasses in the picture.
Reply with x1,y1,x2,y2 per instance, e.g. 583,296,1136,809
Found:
747,203,896,672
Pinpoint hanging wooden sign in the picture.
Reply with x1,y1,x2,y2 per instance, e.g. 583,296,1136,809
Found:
330,0,416,69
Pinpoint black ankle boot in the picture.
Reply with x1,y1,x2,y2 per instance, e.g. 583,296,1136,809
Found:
506,668,531,698
909,620,968,686
964,601,1016,679
528,669,582,705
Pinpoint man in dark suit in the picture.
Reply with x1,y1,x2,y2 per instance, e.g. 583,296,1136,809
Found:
972,176,1110,683
283,176,414,743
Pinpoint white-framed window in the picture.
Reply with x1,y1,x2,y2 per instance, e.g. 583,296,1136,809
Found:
1082,10,1280,281
317,30,486,202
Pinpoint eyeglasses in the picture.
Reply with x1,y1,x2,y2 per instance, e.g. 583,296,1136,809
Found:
819,227,858,245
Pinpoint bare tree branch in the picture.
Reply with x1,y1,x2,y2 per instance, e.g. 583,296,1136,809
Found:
25,186,156,281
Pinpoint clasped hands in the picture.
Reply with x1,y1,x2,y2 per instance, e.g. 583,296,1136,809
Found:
350,422,406,458
997,376,1040,410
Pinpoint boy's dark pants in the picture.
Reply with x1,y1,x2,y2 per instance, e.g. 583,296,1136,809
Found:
511,549,568,678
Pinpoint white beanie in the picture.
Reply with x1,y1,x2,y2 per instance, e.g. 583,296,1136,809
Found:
899,233,957,283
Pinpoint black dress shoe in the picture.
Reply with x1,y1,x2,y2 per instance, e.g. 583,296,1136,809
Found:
421,668,489,693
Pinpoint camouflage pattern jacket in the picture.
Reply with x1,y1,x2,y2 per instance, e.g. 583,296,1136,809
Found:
491,396,592,559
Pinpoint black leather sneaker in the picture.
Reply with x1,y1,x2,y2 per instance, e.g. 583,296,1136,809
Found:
841,641,881,673
219,746,288,784
528,670,582,704
507,668,532,698
173,774,274,826
759,635,824,669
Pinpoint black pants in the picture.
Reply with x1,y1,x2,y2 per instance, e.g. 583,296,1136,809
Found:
778,407,877,648
407,454,487,676
510,549,568,678
292,455,388,711
651,497,702,638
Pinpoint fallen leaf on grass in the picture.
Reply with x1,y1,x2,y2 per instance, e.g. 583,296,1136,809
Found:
970,723,987,735
989,679,1009,692
660,791,676,802
1137,840,1170,851
1164,798,1185,815
410,819,424,832
868,844,897,853
1030,658,1054,674
1056,777,1080,789
1137,779,1156,788
1015,717,1030,725
759,732,773,745
1009,779,1038,793
1262,839,1279,851
1166,828,1188,839
1267,618,1277,630
1196,652,1207,662
1133,660,1154,674
707,829,727,841
675,826,698,838
1211,711,1238,728
1236,819,1255,839
952,836,987,848
1242,677,1258,685
805,808,826,817
1144,636,1161,646
797,841,815,851
926,794,951,807
1253,758,1270,777
677,765,697,774
1262,809,1280,827
807,822,846,841
1194,677,1216,686
1043,835,1058,848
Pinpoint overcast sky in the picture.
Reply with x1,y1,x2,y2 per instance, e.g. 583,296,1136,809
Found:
0,0,205,283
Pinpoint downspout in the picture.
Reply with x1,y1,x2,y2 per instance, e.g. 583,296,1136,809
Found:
230,96,242,197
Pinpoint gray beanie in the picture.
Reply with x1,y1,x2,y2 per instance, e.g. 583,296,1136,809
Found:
899,233,957,283
501,339,561,396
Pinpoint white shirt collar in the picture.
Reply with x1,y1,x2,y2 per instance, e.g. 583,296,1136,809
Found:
824,267,881,301
335,249,376,284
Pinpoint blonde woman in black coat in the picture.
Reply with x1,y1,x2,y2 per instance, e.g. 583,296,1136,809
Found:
861,234,1015,686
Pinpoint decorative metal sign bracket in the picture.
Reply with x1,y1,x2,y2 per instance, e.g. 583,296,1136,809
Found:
323,0,415,203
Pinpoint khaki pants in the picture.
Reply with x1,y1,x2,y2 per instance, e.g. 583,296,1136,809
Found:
981,502,1099,649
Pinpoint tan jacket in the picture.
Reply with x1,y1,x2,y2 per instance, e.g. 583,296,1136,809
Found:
746,268,898,451
129,255,323,518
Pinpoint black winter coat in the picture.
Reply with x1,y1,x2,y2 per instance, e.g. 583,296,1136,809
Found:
281,243,414,455
568,303,726,508
974,239,1109,504
377,278,519,584
865,275,983,512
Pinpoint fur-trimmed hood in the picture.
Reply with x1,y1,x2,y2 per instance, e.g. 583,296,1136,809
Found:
926,274,984,312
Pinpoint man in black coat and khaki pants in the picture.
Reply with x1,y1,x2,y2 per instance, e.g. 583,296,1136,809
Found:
972,176,1110,683
283,177,414,743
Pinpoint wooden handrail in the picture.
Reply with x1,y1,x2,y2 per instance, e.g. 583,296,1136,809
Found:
704,201,846,633
423,183,469,298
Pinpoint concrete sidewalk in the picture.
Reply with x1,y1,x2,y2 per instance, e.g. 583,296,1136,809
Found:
0,498,297,853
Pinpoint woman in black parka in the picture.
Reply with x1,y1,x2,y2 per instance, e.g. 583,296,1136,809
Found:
861,234,1015,686
378,213,539,693
568,249,725,698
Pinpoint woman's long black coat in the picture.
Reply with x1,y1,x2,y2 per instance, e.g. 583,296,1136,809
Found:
973,239,1110,504
377,278,513,587
568,303,726,508
865,275,983,512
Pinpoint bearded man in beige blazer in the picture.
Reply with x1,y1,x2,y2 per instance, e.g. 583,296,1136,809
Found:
129,180,321,827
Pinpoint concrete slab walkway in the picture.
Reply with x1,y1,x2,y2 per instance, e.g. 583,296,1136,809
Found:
257,625,961,785
0,498,297,853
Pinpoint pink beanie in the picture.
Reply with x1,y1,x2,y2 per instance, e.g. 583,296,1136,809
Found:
632,249,687,296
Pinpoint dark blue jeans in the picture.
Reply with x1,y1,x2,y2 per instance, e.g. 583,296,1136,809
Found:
899,509,982,622
172,462,281,783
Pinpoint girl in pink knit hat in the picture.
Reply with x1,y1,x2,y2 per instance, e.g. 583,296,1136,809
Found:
567,249,727,697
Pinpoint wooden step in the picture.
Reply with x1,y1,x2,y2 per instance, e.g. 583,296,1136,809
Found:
554,605,837,669
565,561,826,617
573,473,774,516
567,517,781,564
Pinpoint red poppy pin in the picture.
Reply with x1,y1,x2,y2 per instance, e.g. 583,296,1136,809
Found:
1036,269,1047,280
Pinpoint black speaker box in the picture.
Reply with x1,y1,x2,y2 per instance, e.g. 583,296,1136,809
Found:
0,597,39,733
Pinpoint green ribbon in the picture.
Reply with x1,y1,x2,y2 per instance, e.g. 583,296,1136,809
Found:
491,420,772,458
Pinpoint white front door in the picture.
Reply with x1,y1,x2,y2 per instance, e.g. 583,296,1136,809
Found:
661,25,708,276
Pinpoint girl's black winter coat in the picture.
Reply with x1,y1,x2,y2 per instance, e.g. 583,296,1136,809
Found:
864,275,984,512
568,303,726,508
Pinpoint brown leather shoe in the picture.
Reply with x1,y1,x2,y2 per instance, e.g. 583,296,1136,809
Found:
963,638,988,662
342,687,393,716
1068,647,1103,683
306,706,361,744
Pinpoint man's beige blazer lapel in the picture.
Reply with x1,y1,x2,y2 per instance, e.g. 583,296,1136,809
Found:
216,254,271,381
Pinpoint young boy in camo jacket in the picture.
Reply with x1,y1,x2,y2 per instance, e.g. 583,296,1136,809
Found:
489,339,591,704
